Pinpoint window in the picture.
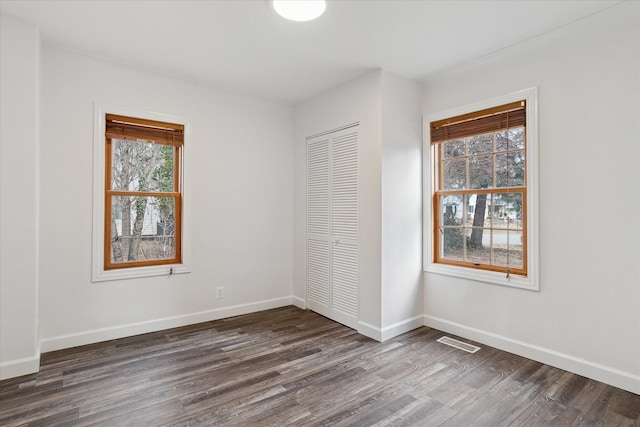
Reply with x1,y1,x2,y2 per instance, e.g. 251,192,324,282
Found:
425,89,538,290
92,105,191,282
104,114,183,269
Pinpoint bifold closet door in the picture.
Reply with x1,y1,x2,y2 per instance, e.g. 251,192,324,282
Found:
306,125,358,330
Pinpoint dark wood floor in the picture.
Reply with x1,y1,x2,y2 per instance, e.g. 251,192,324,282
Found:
1,306,638,426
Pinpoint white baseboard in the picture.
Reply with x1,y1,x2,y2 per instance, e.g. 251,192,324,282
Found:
357,315,424,342
357,321,381,341
423,314,640,395
0,354,40,381
381,316,424,341
292,296,306,310
40,296,294,353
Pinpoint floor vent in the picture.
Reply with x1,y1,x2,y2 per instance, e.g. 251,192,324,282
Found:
437,336,481,353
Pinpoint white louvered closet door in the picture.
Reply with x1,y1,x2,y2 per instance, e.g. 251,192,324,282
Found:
306,136,330,308
306,125,358,330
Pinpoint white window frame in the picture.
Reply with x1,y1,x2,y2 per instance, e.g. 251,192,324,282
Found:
92,103,192,282
424,88,539,291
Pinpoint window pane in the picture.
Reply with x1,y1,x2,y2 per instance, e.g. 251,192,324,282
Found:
443,159,466,190
440,227,464,261
111,139,175,192
509,127,525,150
467,225,489,249
110,196,176,263
441,195,463,226
466,228,491,265
492,230,523,268
495,131,509,152
465,193,489,229
464,194,474,227
492,193,523,229
443,139,465,159
469,155,493,189
467,134,492,155
495,128,525,151
496,150,524,187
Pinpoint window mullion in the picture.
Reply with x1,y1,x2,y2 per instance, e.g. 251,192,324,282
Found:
438,144,444,191
492,132,497,189
489,193,493,266
464,136,470,266
464,137,470,190
174,146,180,193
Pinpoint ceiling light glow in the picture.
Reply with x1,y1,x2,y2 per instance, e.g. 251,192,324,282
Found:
271,0,326,22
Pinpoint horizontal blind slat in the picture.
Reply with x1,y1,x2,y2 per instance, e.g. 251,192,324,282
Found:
431,106,525,143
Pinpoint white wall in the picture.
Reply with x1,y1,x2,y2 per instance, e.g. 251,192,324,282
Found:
293,71,383,333
422,2,640,393
37,46,294,351
0,16,40,379
380,71,423,335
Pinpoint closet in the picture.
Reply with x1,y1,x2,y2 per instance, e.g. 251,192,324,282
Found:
306,124,359,329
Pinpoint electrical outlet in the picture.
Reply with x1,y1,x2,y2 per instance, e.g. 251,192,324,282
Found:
216,286,224,299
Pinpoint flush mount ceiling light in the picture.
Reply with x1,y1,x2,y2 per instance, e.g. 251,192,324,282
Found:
271,0,326,22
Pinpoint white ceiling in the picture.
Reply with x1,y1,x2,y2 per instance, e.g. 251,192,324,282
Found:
0,0,621,105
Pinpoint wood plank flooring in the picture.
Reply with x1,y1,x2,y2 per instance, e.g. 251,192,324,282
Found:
1,306,638,426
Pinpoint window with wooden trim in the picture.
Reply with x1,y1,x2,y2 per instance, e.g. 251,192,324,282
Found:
430,101,527,276
104,114,183,270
